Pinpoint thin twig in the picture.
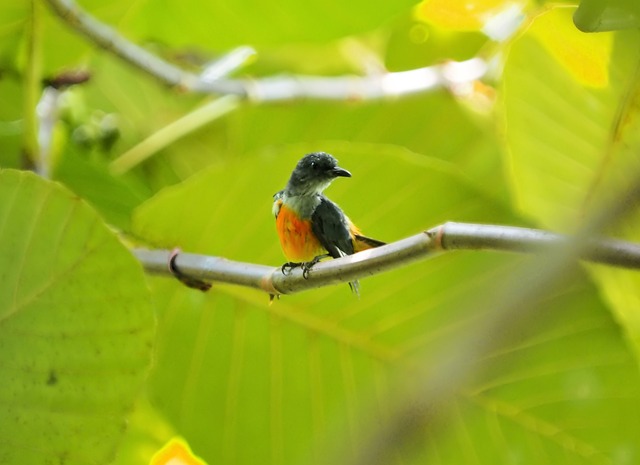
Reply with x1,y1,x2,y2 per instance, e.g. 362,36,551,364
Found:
133,222,640,295
44,0,488,101
109,95,242,174
43,0,245,95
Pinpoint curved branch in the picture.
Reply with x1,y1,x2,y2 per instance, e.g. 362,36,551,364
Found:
133,222,640,295
43,0,246,95
43,0,487,101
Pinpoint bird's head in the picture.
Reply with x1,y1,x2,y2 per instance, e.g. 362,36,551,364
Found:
285,152,351,195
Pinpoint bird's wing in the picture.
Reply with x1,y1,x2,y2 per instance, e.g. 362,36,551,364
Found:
310,196,354,258
272,190,284,218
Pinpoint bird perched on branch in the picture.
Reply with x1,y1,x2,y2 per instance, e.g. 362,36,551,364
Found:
273,152,385,294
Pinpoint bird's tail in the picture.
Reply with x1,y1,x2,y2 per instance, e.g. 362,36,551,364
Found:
335,248,361,297
349,234,386,297
353,234,386,252
348,280,360,297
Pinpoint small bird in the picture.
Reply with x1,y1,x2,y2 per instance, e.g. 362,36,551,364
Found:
273,152,385,294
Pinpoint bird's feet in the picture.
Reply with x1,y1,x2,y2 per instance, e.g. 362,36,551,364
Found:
280,261,300,275
281,254,328,279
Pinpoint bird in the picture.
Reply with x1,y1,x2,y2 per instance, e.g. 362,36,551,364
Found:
273,152,385,294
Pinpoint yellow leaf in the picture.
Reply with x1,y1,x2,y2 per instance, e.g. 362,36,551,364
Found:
150,438,207,465
416,0,517,30
528,7,612,88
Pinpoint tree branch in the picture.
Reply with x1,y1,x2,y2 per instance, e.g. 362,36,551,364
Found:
43,0,487,101
133,222,640,295
43,0,246,95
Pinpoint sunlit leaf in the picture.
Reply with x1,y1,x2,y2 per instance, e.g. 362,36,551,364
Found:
528,7,613,88
416,0,520,30
150,437,208,465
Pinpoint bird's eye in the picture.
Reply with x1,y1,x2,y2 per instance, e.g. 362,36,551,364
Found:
310,161,316,169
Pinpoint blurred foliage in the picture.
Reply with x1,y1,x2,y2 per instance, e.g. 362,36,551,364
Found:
1,0,640,464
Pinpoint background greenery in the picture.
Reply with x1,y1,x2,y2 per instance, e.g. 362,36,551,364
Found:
1,0,640,464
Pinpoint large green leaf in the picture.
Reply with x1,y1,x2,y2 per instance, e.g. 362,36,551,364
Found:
500,7,640,357
0,170,154,464
132,143,640,464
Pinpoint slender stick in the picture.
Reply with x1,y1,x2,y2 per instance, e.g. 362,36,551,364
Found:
43,0,246,95
109,95,242,174
133,222,640,295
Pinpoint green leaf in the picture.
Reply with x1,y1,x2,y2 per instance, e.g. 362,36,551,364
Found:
53,147,149,230
574,0,640,32
0,170,154,464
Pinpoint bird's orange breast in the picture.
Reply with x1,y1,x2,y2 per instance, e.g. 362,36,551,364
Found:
275,204,325,262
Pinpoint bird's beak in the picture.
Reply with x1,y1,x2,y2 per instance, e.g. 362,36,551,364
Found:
332,167,351,178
